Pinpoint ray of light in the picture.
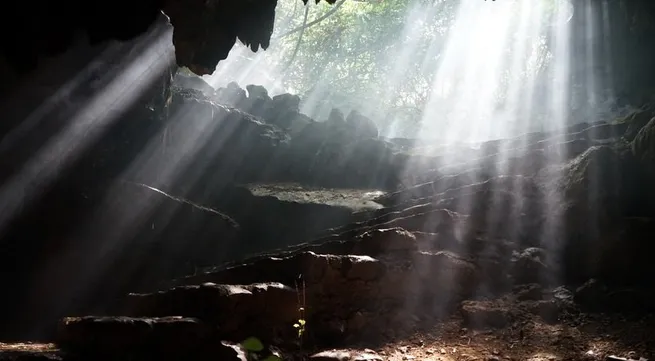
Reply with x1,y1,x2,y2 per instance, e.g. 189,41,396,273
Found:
0,28,174,236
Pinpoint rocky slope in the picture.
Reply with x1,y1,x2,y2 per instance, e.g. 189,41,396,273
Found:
2,71,655,359
2,15,655,355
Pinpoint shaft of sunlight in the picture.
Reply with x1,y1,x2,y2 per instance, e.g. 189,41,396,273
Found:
0,27,174,235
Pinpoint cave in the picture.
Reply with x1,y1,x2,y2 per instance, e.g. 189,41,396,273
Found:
1,0,655,359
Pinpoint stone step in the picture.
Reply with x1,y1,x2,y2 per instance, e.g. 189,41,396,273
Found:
125,248,486,344
124,282,299,342
56,316,246,360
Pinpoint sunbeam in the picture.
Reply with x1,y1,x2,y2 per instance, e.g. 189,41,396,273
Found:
2,0,655,358
0,21,174,236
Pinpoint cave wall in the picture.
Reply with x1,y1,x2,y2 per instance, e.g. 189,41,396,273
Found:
0,14,179,341
568,0,655,107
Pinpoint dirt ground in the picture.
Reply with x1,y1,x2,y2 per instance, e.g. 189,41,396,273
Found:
1,312,653,361
300,309,655,361
2,294,653,361
369,314,654,361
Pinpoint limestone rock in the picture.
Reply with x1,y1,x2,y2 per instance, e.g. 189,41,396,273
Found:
214,81,248,107
346,110,378,139
527,300,560,323
56,316,241,358
461,300,510,329
246,84,270,100
173,72,215,95
623,108,655,141
327,108,346,125
511,247,550,285
632,117,655,176
272,93,301,112
543,145,655,284
310,350,352,361
124,282,298,341
353,227,418,255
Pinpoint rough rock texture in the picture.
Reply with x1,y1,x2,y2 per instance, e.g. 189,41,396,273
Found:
57,316,248,360
3,24,655,347
632,116,655,177
3,82,655,357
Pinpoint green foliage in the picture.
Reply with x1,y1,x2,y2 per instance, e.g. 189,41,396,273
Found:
238,275,308,360
292,315,306,338
253,0,562,133
241,337,265,352
240,337,283,360
273,0,459,118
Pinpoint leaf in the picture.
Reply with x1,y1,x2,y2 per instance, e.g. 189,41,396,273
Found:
293,323,300,328
241,337,265,352
298,319,306,325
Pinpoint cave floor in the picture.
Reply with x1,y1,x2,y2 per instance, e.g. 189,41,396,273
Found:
366,315,653,361
2,309,653,361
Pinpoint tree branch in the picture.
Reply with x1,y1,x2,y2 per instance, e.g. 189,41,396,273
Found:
282,1,311,74
273,0,347,41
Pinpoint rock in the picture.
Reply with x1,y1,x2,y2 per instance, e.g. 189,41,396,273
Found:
623,108,655,141
511,248,551,285
0,351,62,361
272,93,301,112
412,251,480,304
289,113,315,136
166,0,279,74
56,316,214,354
632,117,655,177
515,284,545,301
353,353,384,361
353,228,418,255
214,81,248,107
328,108,346,125
574,279,608,311
246,84,270,100
173,72,215,95
124,282,298,341
527,300,560,323
310,350,352,361
289,119,398,188
552,286,574,303
216,342,249,361
572,278,650,312
346,110,378,139
461,300,510,329
543,145,655,284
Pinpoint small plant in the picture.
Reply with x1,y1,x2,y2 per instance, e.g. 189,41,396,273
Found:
293,274,307,348
241,337,282,361
240,274,308,360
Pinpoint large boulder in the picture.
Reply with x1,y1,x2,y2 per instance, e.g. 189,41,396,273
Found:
327,108,346,126
266,93,302,129
159,245,479,344
173,72,214,95
213,81,248,107
346,110,378,139
623,106,655,141
57,316,248,360
124,282,299,341
0,179,240,341
543,145,655,284
272,93,301,112
289,124,399,188
632,117,655,178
